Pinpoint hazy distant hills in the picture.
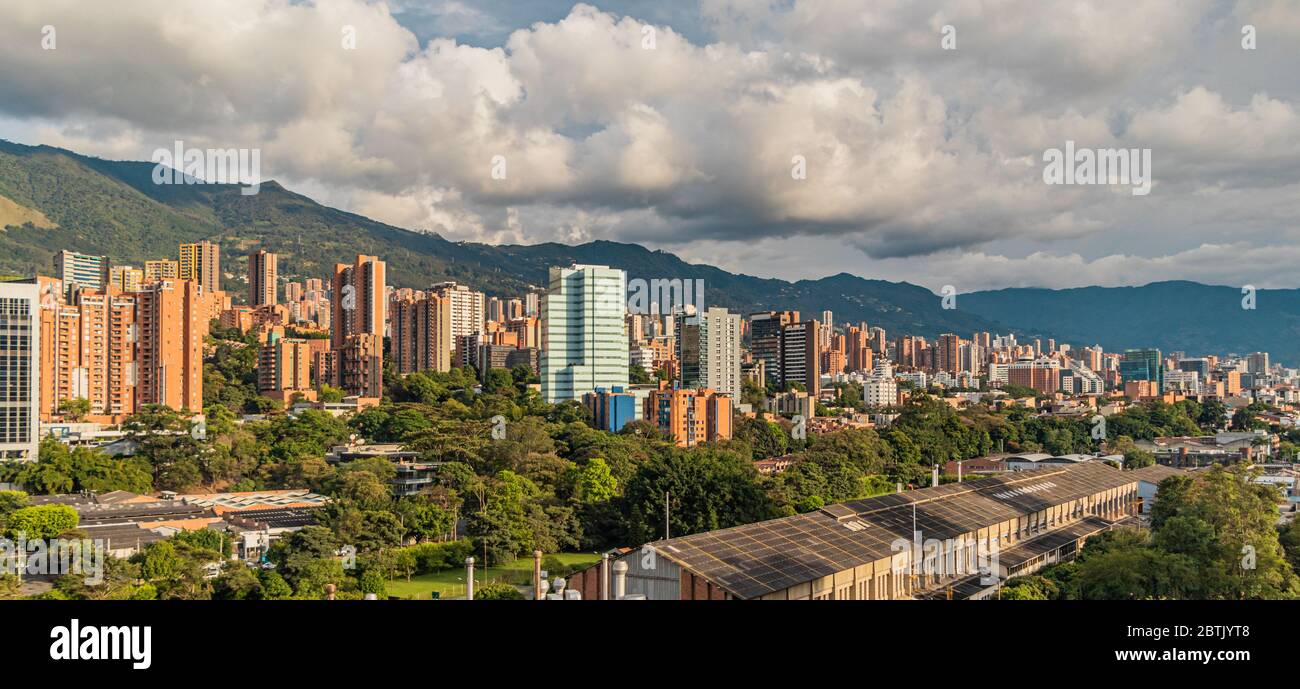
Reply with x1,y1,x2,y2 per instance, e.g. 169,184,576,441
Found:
961,282,1300,365
2,139,1297,362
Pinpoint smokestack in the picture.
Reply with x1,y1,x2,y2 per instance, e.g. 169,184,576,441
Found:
957,461,963,483
465,557,475,601
896,482,903,494
932,464,939,487
600,552,610,601
533,550,543,601
613,560,628,600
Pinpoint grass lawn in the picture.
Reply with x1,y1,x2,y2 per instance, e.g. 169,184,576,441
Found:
384,552,601,600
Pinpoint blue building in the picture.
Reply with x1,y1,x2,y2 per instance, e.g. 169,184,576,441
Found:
1120,348,1163,393
584,386,638,432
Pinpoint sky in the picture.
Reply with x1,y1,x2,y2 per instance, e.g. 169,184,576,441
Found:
1,0,1298,292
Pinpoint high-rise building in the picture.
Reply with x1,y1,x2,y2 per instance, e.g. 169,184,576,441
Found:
1247,352,1270,375
0,281,42,461
677,307,741,396
935,333,962,374
845,326,873,373
284,281,304,305
258,332,315,401
110,266,144,293
780,320,821,398
39,287,139,422
1177,357,1210,381
1120,349,1163,394
429,282,485,342
646,386,733,447
331,256,385,348
179,240,221,293
749,311,797,385
1008,356,1060,395
331,255,386,397
486,296,506,323
337,332,384,398
144,260,180,282
53,250,110,300
541,265,628,403
135,279,206,413
391,293,452,374
248,249,278,307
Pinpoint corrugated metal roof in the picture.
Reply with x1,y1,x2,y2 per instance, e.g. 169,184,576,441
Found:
650,462,1137,599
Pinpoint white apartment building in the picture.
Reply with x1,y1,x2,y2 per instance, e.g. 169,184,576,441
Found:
676,306,740,396
0,281,41,461
429,282,486,342
541,265,629,403
862,374,897,407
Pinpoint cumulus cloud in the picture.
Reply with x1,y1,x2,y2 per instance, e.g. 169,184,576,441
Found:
0,0,1297,288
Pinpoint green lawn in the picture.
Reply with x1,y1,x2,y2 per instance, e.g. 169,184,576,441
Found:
384,552,601,600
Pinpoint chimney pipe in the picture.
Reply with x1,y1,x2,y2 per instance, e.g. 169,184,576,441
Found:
533,550,543,601
957,461,963,483
465,557,475,600
613,560,628,600
896,482,902,494
600,552,610,601
932,464,939,487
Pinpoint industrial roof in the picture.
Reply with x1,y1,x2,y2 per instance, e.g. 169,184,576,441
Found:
179,489,329,512
1128,464,1190,484
650,462,1138,600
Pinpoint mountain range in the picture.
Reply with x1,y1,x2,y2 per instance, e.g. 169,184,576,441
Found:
2,139,1297,364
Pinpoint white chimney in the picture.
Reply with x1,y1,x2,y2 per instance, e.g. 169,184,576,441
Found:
957,461,963,483
465,557,475,601
932,464,939,487
613,560,628,600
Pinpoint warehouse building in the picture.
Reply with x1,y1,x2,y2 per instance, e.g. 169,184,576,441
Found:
639,462,1139,600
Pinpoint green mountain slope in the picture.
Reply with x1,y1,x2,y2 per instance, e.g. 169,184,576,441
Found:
0,140,1003,338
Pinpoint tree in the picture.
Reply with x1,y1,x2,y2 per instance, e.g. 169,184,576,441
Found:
732,417,788,459
213,564,263,600
572,458,618,505
58,397,91,421
1146,464,1297,598
621,446,778,544
475,582,525,600
318,384,346,404
124,405,204,491
3,504,78,538
1074,542,1201,600
1000,575,1059,600
0,490,28,528
1198,398,1228,431
1108,436,1155,469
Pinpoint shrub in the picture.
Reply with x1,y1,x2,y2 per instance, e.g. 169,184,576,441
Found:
474,582,525,600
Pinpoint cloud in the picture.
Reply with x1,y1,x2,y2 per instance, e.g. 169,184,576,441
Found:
0,0,1297,288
